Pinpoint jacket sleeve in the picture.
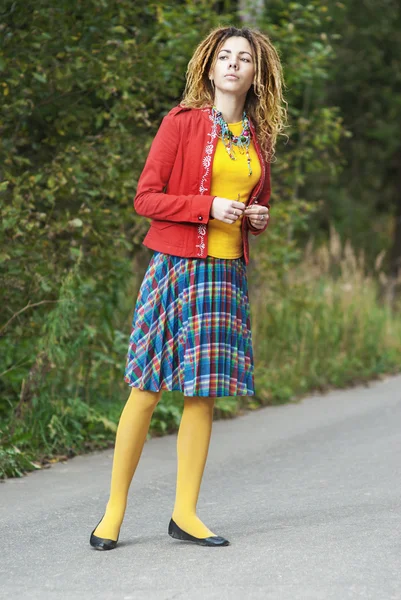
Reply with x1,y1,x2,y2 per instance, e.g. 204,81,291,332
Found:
247,158,271,237
134,114,215,223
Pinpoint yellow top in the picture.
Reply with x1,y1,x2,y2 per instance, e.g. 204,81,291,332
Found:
207,121,261,259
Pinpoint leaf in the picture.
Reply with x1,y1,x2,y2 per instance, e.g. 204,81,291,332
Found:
33,72,47,84
110,26,127,34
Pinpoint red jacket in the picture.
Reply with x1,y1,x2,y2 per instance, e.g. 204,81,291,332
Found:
134,105,271,265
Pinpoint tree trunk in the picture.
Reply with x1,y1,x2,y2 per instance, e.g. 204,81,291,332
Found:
390,148,401,278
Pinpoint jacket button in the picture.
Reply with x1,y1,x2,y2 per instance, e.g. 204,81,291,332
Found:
198,215,203,220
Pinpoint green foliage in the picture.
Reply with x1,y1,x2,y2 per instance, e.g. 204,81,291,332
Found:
0,0,233,477
249,227,401,406
0,5,216,395
262,1,348,191
318,0,401,263
150,392,183,435
1,0,401,478
0,442,40,479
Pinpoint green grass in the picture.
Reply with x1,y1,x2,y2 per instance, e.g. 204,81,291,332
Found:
248,230,401,406
251,280,401,406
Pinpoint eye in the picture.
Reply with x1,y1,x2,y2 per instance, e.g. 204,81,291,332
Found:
241,58,251,62
219,55,228,60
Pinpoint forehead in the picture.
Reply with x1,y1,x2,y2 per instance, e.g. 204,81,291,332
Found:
217,36,253,55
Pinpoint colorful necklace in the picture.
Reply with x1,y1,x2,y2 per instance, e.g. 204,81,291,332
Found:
211,106,252,176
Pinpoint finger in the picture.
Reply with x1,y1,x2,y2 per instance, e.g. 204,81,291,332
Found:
249,217,265,228
232,201,246,210
247,214,269,224
228,208,243,219
245,213,267,221
249,213,268,222
245,208,269,215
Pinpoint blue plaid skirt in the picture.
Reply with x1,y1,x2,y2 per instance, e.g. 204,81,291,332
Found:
124,251,255,397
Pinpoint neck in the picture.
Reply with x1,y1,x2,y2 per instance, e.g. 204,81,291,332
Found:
213,91,246,123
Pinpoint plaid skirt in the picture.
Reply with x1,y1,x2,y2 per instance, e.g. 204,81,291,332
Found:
124,251,255,397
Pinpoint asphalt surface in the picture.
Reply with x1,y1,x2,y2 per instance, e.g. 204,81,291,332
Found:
1,375,401,600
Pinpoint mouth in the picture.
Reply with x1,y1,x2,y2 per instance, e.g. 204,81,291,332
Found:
225,74,239,80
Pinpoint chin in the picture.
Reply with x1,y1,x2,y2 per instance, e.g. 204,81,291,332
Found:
219,83,246,94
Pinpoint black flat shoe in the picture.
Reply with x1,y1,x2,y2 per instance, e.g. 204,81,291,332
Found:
89,517,119,551
168,518,230,547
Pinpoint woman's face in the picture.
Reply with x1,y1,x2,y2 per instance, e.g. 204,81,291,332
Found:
209,36,255,99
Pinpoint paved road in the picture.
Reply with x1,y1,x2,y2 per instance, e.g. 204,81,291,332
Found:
1,376,401,600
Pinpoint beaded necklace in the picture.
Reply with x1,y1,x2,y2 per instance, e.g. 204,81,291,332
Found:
211,106,252,176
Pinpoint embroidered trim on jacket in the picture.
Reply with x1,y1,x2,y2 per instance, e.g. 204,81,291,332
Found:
196,224,207,256
199,112,217,195
197,111,217,257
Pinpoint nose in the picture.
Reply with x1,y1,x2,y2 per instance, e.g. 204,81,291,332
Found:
228,57,238,70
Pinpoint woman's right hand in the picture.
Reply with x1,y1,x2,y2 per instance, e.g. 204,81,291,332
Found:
210,197,246,224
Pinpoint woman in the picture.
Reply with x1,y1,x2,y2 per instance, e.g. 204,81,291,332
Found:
90,25,285,550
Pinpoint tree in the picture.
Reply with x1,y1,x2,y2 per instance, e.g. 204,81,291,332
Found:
324,0,401,272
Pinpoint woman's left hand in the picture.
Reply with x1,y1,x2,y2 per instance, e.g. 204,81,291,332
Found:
243,205,270,229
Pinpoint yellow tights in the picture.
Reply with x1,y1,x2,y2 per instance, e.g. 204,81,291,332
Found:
93,387,216,541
